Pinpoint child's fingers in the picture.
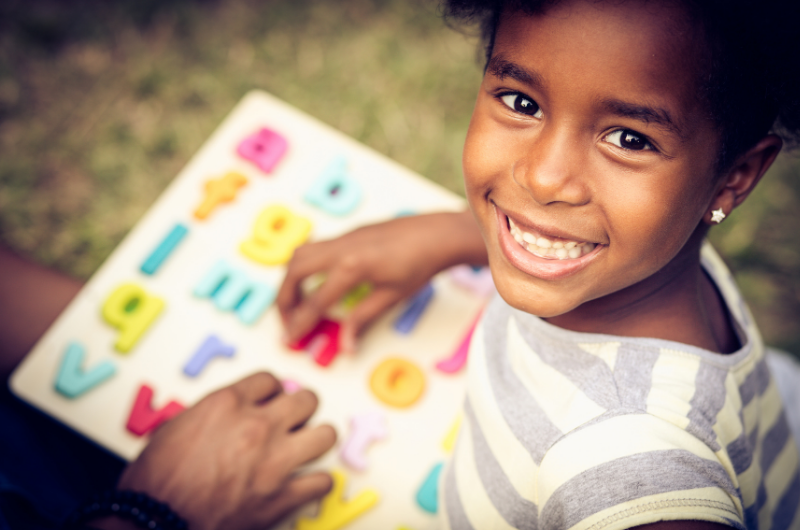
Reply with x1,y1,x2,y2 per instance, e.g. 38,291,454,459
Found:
343,288,406,347
284,266,363,342
257,471,334,524
276,242,335,317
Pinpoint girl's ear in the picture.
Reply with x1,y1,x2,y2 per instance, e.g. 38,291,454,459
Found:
706,134,782,224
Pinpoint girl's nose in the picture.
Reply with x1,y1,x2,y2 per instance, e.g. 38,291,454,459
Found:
513,127,590,207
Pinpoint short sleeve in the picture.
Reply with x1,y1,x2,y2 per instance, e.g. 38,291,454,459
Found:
536,413,744,530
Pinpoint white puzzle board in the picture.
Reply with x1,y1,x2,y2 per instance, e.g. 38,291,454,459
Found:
11,90,492,530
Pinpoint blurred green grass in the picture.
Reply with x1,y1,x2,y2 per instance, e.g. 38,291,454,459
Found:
1,0,798,353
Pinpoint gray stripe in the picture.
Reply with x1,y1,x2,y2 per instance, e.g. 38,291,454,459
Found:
465,399,539,530
686,362,728,452
743,482,767,530
727,424,760,475
772,469,800,530
444,450,477,530
482,300,562,464
761,412,791,475
540,449,740,530
612,342,660,410
740,356,771,407
512,312,620,410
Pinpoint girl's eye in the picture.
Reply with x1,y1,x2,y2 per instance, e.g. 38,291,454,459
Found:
500,93,543,118
604,129,653,151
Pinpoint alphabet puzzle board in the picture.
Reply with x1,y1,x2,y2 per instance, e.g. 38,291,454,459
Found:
10,90,493,530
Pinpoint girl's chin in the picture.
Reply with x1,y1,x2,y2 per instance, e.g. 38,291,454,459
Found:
490,265,588,318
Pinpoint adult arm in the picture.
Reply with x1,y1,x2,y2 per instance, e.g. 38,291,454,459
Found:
0,247,82,379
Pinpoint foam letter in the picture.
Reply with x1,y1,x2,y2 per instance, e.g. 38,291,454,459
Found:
236,127,288,173
295,469,379,530
369,358,425,408
102,283,164,353
288,319,341,367
281,379,302,394
194,172,248,220
448,264,495,297
304,157,362,216
441,415,462,453
183,335,236,377
393,283,434,335
125,384,185,437
140,223,189,275
415,463,443,514
240,205,312,265
193,260,276,325
435,311,481,374
54,342,116,398
340,411,388,472
341,282,371,310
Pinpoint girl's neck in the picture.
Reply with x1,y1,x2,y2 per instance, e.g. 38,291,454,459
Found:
544,231,740,354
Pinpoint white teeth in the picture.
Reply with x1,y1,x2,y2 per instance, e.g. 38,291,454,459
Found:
507,215,598,261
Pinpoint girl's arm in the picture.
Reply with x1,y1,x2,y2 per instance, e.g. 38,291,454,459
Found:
276,210,488,352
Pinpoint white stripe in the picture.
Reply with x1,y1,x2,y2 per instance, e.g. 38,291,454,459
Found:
646,349,701,430
454,414,518,530
467,322,540,501
538,413,723,508
507,319,606,434
577,342,620,372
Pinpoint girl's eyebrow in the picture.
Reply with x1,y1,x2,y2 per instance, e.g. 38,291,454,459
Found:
487,55,547,92
600,98,684,137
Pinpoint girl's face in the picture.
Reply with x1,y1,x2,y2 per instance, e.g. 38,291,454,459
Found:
464,0,722,318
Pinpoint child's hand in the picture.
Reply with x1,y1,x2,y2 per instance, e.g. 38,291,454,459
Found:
110,372,336,530
277,210,487,352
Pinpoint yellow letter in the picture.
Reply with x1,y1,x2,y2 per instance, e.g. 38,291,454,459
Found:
102,283,164,353
369,358,426,408
295,469,379,530
241,205,312,265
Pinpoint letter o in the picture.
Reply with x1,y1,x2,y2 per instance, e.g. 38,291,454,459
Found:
369,357,425,408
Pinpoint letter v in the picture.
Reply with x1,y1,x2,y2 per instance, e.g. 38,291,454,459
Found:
54,342,116,399
125,384,185,437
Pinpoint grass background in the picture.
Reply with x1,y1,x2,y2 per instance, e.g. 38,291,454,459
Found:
1,0,798,353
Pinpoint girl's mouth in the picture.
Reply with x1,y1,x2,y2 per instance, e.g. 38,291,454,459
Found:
495,206,604,280
508,216,596,260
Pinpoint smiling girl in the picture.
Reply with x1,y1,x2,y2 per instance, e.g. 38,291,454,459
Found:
278,0,800,528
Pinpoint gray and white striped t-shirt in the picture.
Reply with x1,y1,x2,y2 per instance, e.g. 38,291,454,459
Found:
440,243,800,530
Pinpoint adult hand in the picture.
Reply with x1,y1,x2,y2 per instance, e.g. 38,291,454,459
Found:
94,372,336,530
277,210,487,352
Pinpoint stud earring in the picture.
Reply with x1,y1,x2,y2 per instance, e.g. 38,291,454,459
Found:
710,208,726,224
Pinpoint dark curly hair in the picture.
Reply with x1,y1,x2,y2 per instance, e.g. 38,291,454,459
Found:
442,0,800,173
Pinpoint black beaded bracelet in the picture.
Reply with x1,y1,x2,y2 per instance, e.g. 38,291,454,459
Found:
62,490,188,530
